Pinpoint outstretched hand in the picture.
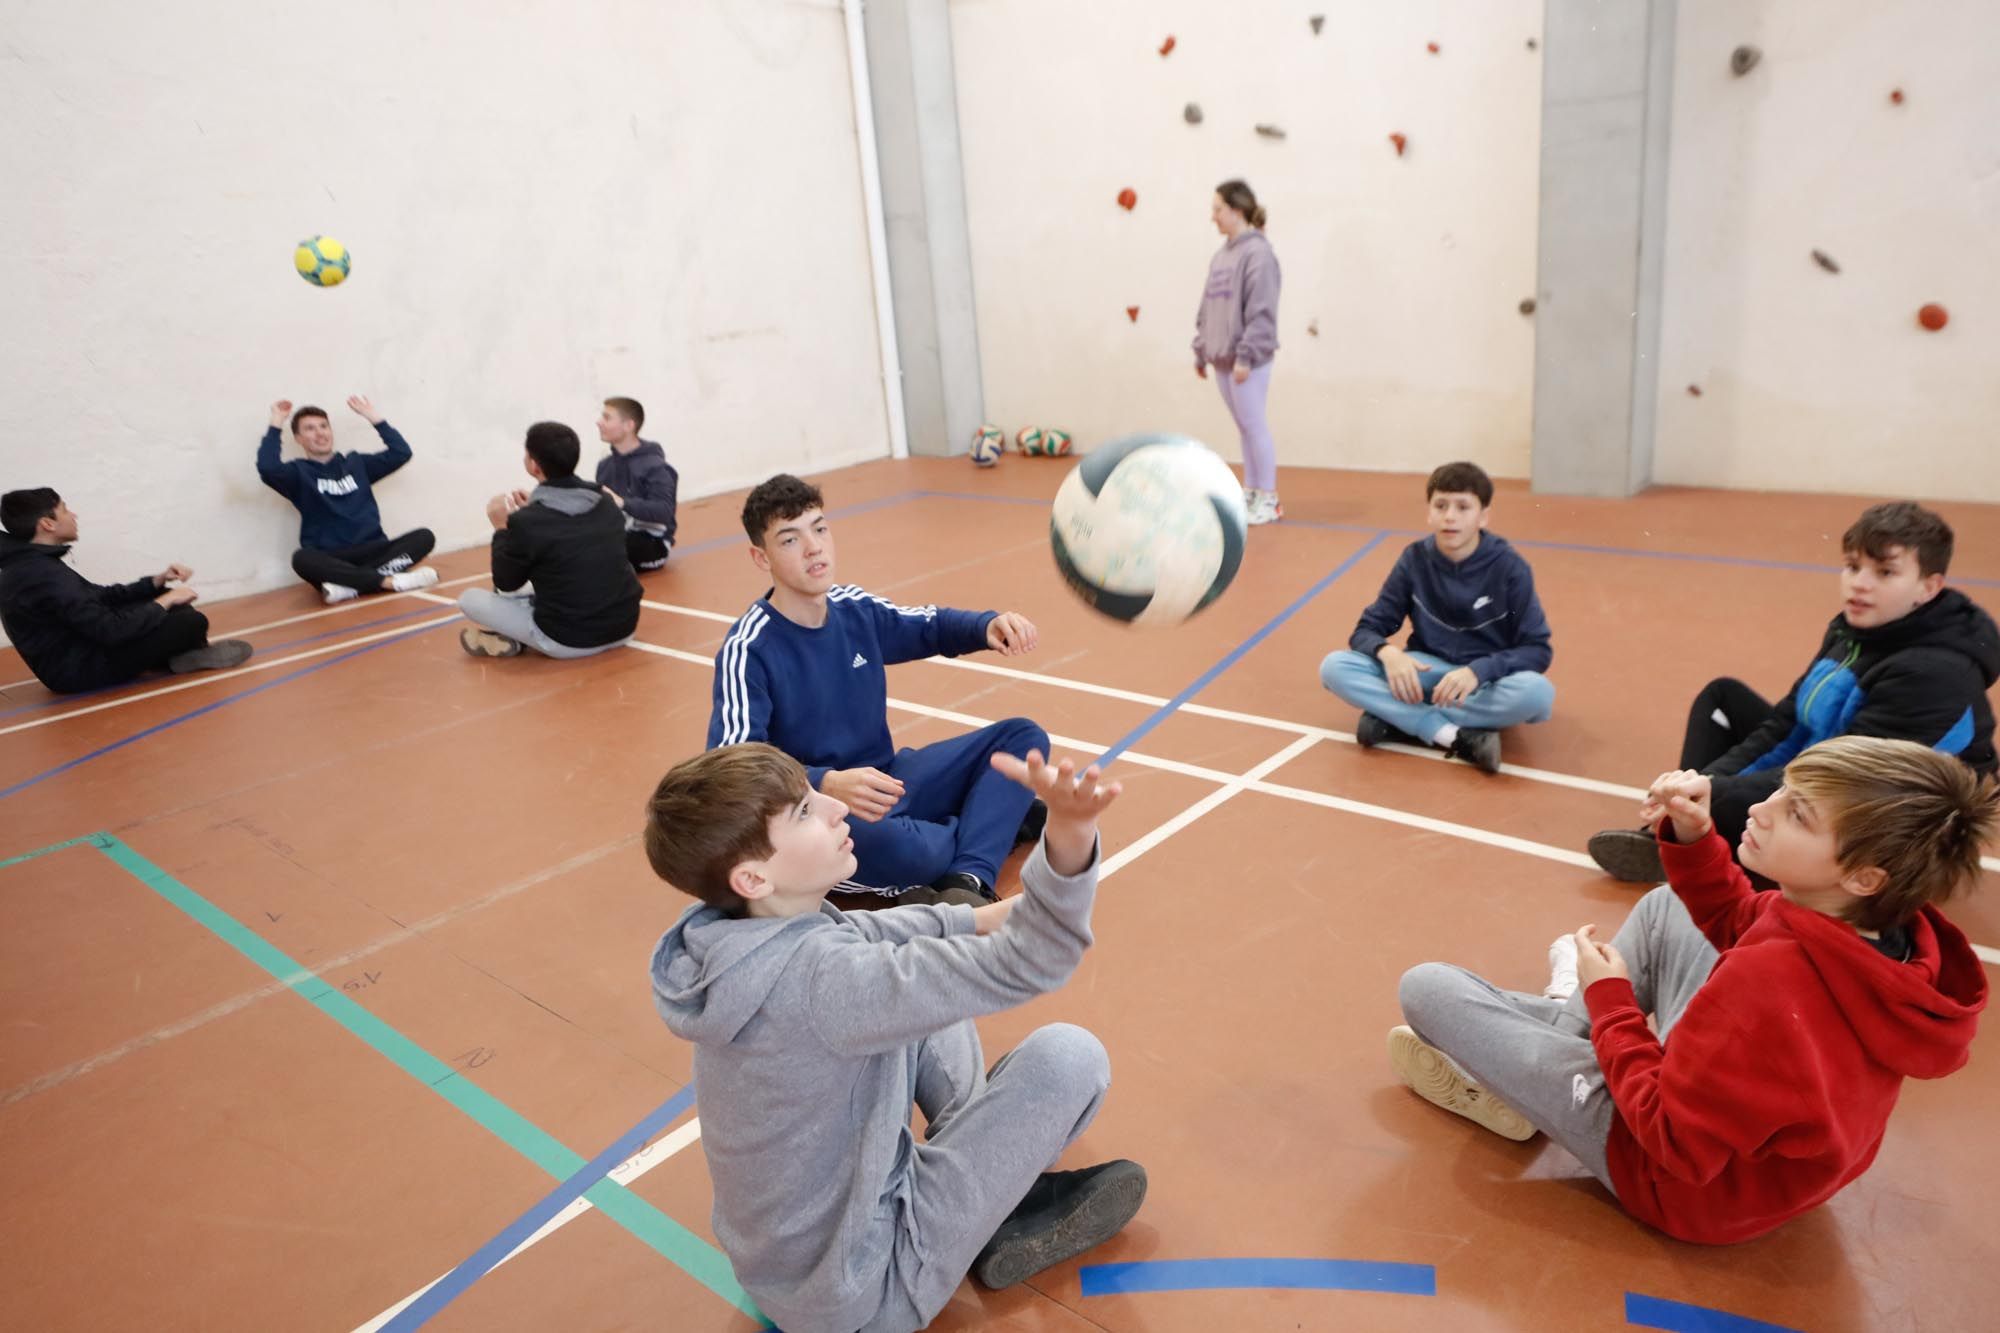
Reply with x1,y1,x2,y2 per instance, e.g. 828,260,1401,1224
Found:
987,612,1039,657
347,394,384,424
989,749,1121,875
269,399,293,428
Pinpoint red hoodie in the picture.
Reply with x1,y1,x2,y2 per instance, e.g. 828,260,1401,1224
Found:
1583,827,1988,1244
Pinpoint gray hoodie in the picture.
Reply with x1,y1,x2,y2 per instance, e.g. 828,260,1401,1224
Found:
1192,227,1282,370
649,840,1100,1333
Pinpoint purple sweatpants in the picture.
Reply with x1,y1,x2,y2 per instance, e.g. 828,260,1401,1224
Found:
1215,360,1278,491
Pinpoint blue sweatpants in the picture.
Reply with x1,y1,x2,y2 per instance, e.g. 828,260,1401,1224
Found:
844,717,1049,892
1320,649,1554,744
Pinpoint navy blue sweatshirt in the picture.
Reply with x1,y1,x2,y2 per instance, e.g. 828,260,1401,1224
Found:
256,421,412,550
593,440,679,545
707,587,996,789
1348,533,1553,682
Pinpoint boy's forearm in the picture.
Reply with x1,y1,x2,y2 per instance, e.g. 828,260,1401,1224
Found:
1043,820,1097,877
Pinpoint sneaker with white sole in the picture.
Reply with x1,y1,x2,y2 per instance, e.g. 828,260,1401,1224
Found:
388,566,439,593
1247,490,1283,526
321,583,360,605
1387,1025,1537,1141
460,627,523,658
1544,934,1580,1000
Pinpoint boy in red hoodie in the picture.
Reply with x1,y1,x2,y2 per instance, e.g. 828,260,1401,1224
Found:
1389,735,1992,1243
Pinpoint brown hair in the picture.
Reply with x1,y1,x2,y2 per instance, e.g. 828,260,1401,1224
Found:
290,405,329,434
1426,461,1494,507
603,396,645,432
741,473,825,545
1784,736,1997,932
1216,178,1267,229
1842,502,1953,578
644,744,810,916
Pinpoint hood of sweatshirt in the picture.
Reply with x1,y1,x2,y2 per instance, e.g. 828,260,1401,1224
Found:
649,902,832,1045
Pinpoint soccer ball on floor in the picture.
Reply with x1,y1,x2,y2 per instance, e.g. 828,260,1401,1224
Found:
295,235,351,287
970,424,1005,467
1050,433,1248,627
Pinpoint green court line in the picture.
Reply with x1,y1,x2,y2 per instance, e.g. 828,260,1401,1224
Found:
12,832,755,1318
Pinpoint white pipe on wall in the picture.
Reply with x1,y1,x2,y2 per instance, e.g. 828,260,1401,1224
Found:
842,0,910,460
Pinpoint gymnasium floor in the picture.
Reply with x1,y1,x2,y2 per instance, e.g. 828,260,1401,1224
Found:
3,457,1996,1333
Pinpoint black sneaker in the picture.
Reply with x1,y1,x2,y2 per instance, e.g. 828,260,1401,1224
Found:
166,639,253,674
1448,728,1503,774
1014,799,1048,846
1587,827,1665,883
931,870,997,903
1354,712,1413,748
972,1160,1148,1290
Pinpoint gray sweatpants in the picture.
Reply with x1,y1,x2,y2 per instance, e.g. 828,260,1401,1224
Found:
458,588,631,659
1398,885,1719,1192
858,1020,1110,1333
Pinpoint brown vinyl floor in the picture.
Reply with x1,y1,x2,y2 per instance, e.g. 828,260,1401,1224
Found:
2,457,1996,1332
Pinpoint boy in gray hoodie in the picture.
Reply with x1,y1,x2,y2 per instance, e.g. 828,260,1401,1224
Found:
647,743,1146,1333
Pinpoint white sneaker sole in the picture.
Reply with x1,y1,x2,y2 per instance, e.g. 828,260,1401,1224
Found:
1387,1026,1536,1141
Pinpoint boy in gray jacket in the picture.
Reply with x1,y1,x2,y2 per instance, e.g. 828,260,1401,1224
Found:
647,743,1145,1333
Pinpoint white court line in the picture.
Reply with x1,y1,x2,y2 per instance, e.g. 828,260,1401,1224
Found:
0,572,488,694
0,614,463,739
353,1115,705,1333
1100,734,1323,879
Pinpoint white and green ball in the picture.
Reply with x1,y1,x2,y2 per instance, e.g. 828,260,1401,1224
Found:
1050,433,1248,626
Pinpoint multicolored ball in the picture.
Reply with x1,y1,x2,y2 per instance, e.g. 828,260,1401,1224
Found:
970,424,1005,467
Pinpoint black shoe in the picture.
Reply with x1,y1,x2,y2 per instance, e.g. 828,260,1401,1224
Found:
972,1160,1148,1290
931,870,997,903
1014,799,1048,847
1588,827,1665,883
1447,728,1502,774
166,639,252,674
1354,712,1413,748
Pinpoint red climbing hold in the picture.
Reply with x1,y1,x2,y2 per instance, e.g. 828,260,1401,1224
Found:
1389,132,1408,156
1159,35,1175,57
1889,88,1905,105
1126,306,1140,323
1117,187,1137,211
1687,385,1703,397
1917,303,1949,331
1427,41,1440,55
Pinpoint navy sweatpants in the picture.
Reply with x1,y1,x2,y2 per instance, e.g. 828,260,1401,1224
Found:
844,717,1048,892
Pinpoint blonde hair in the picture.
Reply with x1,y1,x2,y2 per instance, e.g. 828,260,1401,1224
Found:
644,744,810,915
1783,736,1997,931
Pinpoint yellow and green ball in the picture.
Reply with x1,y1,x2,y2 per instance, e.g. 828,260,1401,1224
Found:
295,235,351,287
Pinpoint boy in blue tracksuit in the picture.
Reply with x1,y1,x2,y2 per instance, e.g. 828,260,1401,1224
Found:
1319,461,1555,773
255,396,440,604
707,474,1048,906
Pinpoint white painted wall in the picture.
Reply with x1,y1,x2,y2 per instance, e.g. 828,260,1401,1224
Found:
950,1,1545,479
0,0,888,603
1654,0,2000,501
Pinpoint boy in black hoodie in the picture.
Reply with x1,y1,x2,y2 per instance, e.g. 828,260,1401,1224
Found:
1320,462,1555,774
458,422,642,659
0,488,250,692
1589,501,2000,883
593,397,678,571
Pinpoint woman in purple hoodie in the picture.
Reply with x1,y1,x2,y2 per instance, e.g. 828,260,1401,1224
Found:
1193,179,1283,524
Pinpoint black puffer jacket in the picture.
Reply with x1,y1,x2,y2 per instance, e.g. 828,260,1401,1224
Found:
0,536,167,692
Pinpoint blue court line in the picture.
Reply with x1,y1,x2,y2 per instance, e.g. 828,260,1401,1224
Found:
1626,1293,1803,1333
1095,531,1388,768
0,617,460,802
1,831,760,1321
666,491,926,562
1080,1257,1436,1297
381,1084,728,1331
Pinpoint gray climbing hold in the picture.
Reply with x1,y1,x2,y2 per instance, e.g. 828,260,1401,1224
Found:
1184,102,1203,125
1811,249,1840,274
1519,298,1537,316
1526,37,1538,51
1730,45,1761,76
1255,123,1287,140
1310,15,1325,35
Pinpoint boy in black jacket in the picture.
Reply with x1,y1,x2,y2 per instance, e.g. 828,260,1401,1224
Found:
0,488,250,692
593,397,678,571
1588,501,1999,882
458,423,642,659
256,396,440,604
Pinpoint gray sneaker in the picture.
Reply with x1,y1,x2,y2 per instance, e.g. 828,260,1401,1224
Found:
1587,827,1665,883
166,639,253,674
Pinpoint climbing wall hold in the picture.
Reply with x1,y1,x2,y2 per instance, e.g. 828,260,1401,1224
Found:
1306,318,1319,337
1518,298,1536,316
1255,123,1288,140
1126,306,1140,323
1310,15,1325,36
1184,102,1204,125
1158,35,1175,57
1526,37,1538,51
1388,131,1408,156
1730,45,1761,77
1117,188,1137,211
1687,384,1704,397
1427,41,1440,55
1810,250,1840,274
1917,303,1949,331
1889,88,1905,105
